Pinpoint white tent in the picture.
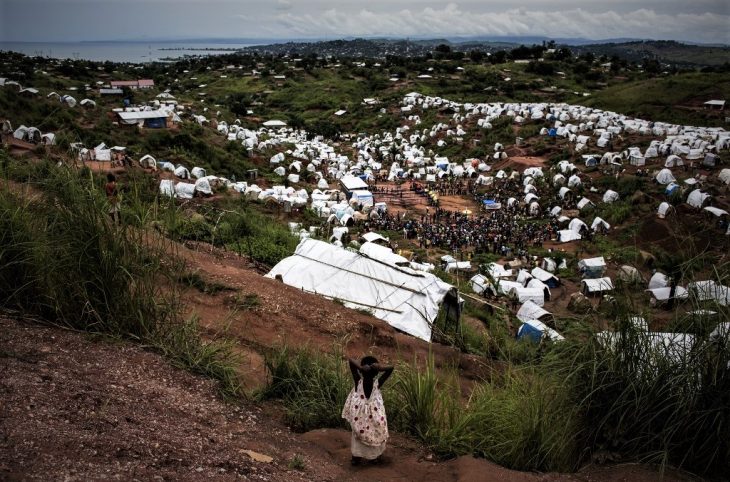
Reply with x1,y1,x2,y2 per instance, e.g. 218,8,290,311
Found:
568,218,587,234
655,169,676,185
361,232,389,244
516,300,551,323
686,189,710,208
139,154,157,169
591,217,610,232
657,202,672,218
719,169,730,185
266,239,458,341
174,182,196,199
340,175,369,192
194,178,213,195
159,180,175,197
648,272,670,290
174,165,191,179
577,197,593,210
578,257,606,278
582,277,614,295
647,287,689,302
688,280,729,306
568,175,582,188
509,287,545,306
703,207,728,219
263,120,287,127
602,190,619,203
191,167,207,179
530,267,559,287
469,274,494,296
664,155,683,168
558,230,581,242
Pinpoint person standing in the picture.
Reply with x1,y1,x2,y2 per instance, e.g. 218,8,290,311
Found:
105,172,121,225
342,356,394,465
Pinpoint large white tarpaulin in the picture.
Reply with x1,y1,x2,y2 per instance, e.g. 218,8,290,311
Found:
266,239,456,341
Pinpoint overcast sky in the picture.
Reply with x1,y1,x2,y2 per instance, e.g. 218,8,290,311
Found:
1,0,728,44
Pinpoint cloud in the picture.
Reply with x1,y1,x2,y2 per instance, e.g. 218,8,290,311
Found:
275,0,292,11
272,3,730,44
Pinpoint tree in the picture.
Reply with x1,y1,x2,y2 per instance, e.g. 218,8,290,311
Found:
434,44,452,54
469,50,486,63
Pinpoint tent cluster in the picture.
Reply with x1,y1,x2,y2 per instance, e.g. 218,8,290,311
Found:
70,142,126,162
10,123,55,145
472,261,559,307
402,93,728,163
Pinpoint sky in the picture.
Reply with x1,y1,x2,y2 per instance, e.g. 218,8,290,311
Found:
1,0,729,44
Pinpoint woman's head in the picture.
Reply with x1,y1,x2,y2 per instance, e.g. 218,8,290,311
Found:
107,172,116,183
360,355,378,368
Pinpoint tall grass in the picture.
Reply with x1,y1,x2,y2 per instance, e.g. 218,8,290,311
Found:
260,347,581,472
261,319,729,475
257,346,351,431
0,165,241,398
546,321,730,475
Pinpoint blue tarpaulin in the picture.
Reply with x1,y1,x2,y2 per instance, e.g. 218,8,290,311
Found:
517,322,544,343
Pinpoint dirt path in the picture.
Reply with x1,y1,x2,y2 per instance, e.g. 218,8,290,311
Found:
0,317,693,482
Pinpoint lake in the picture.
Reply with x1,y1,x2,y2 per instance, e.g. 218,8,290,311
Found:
0,41,258,63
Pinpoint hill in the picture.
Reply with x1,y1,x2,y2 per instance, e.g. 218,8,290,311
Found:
574,40,730,67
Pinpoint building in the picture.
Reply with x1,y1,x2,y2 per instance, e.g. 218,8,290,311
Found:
704,100,725,110
117,110,169,128
100,88,124,96
110,79,155,90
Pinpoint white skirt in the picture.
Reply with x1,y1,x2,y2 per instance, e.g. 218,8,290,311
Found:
351,432,386,460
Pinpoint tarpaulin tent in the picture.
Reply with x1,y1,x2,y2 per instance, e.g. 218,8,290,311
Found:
517,320,564,343
266,239,459,341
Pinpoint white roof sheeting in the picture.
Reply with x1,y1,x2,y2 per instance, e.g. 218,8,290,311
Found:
361,232,389,244
118,110,168,121
516,300,551,323
486,263,512,279
582,277,614,293
579,256,606,269
687,189,710,208
558,230,582,243
340,175,369,191
719,169,730,185
359,242,409,267
655,169,676,185
531,267,557,283
510,287,545,306
266,239,455,341
647,287,689,301
704,207,729,217
688,280,729,306
469,274,493,295
649,272,670,290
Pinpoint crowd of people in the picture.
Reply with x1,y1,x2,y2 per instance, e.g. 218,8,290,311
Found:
368,205,560,256
364,172,600,255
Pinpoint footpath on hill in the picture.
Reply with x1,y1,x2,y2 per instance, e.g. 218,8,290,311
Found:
0,317,694,482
